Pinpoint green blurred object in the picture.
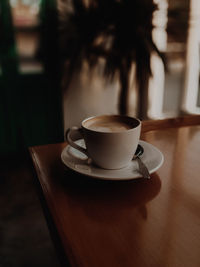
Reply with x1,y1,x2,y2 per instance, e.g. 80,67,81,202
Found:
0,0,64,154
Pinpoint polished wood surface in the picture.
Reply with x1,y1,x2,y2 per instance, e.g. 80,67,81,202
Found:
141,114,200,133
30,115,200,267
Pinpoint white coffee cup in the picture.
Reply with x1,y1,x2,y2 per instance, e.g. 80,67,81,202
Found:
66,114,141,170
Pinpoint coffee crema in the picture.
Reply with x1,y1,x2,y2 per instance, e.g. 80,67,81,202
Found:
84,118,133,132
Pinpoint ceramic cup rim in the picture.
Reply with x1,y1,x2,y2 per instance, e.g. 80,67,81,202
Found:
81,114,141,134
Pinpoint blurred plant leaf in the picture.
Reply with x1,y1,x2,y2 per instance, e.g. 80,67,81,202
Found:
60,0,164,115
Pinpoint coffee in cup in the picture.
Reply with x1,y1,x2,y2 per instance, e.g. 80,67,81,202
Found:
84,117,133,132
66,115,141,169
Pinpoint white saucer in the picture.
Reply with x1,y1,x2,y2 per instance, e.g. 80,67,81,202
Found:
61,140,164,181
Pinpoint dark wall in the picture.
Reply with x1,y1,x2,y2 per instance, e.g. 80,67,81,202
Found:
0,0,64,154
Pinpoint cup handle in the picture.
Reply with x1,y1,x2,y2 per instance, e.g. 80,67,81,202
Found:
66,126,89,157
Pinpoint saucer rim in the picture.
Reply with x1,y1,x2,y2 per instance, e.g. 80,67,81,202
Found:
61,140,164,181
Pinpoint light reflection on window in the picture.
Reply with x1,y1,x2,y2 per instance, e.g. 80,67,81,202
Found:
9,0,42,73
182,0,200,114
10,0,41,27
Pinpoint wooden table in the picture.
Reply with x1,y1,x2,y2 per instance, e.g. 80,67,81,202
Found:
29,115,200,267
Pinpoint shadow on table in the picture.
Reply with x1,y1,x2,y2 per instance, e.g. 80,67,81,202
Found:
60,168,161,222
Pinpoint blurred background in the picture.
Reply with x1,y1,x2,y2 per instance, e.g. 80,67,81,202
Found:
1,0,200,153
1,0,200,266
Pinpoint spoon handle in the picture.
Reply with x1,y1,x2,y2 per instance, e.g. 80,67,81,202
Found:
136,156,150,179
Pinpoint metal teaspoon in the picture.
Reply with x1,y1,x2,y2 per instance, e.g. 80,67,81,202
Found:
133,144,150,179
